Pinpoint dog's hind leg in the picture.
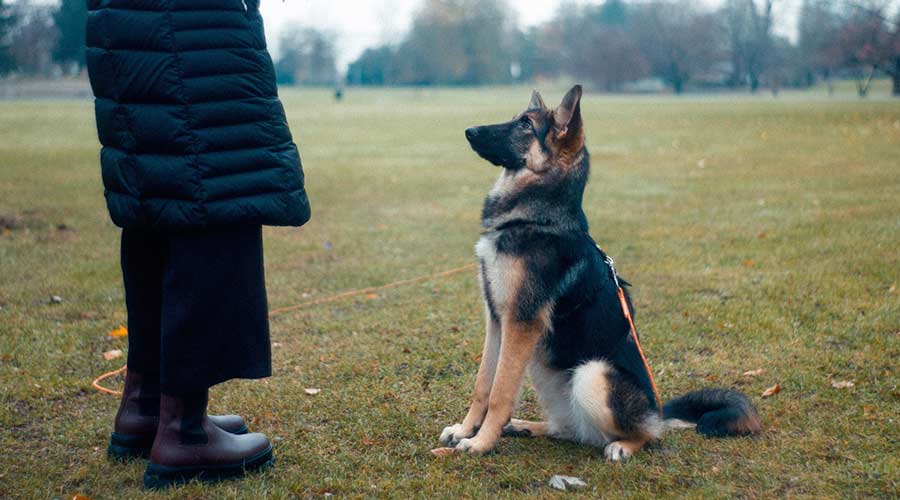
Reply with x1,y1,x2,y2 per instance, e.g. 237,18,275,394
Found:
502,419,548,438
501,349,573,439
570,360,661,461
440,306,501,447
521,348,576,441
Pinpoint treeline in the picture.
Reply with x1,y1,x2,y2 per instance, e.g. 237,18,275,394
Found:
347,0,900,96
2,0,898,96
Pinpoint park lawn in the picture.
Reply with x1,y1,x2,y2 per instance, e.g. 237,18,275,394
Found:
1,86,899,499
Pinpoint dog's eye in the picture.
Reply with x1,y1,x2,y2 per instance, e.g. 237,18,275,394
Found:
519,117,533,130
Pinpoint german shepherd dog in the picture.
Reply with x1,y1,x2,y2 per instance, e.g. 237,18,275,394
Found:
439,85,760,460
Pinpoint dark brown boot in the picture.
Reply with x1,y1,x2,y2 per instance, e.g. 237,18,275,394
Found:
143,391,273,489
108,370,249,460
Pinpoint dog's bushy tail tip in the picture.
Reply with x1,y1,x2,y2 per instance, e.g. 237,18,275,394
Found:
663,388,761,437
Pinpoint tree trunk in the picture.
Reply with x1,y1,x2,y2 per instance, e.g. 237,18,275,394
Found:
822,68,834,96
856,67,875,98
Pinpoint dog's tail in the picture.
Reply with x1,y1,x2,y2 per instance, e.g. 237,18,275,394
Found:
662,388,761,437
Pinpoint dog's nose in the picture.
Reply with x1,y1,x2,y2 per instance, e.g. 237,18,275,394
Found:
465,127,478,140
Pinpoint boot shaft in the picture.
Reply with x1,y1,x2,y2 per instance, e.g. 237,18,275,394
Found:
158,391,210,445
114,370,161,435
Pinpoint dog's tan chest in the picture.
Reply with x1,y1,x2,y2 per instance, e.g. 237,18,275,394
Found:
476,234,519,316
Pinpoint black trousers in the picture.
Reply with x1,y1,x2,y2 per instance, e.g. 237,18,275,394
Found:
121,226,271,394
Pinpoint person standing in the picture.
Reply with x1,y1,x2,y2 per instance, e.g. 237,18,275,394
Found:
85,0,310,489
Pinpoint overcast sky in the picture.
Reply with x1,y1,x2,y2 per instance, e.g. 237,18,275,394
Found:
259,0,804,70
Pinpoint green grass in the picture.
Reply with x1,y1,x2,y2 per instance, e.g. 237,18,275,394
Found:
1,86,899,499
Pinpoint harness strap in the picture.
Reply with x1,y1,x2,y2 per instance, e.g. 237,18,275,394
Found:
598,245,663,417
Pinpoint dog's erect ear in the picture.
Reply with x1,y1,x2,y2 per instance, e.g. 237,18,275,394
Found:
554,84,583,136
527,90,546,111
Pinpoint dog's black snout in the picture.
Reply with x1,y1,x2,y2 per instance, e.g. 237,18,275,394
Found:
465,127,478,140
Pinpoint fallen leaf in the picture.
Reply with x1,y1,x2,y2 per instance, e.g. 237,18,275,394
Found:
549,475,588,491
304,388,320,395
831,380,855,389
102,349,122,361
72,495,92,500
761,384,781,398
366,293,379,300
742,259,755,267
108,325,128,338
889,284,896,293
362,438,375,446
757,232,768,239
430,447,457,457
743,369,765,377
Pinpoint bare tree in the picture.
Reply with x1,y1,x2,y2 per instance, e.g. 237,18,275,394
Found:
631,1,722,93
275,28,337,86
798,0,843,94
841,0,900,96
575,26,649,91
833,2,894,97
547,1,649,91
347,0,516,86
722,0,776,91
5,2,58,76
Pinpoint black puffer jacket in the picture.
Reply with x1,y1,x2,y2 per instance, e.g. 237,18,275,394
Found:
86,0,310,230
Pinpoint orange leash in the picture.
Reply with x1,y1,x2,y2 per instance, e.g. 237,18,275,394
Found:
267,264,477,317
92,365,127,396
616,287,663,417
91,263,478,396
600,245,663,417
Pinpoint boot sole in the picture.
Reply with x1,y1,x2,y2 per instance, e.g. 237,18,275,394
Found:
108,425,249,462
143,444,274,489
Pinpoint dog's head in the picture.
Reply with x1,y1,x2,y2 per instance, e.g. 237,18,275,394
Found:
465,85,585,173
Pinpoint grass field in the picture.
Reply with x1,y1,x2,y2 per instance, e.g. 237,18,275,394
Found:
1,86,899,499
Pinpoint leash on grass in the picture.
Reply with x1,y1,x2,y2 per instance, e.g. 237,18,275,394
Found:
91,263,479,396
598,246,664,418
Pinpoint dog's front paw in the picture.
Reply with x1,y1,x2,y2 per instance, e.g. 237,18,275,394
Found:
604,441,633,462
455,437,494,455
440,423,474,447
